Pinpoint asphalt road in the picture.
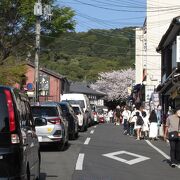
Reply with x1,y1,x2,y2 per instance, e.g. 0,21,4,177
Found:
40,123,180,180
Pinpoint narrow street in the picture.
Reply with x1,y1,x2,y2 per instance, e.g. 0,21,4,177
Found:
40,123,180,180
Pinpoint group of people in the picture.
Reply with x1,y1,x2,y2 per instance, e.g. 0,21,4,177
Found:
106,104,180,168
111,105,161,141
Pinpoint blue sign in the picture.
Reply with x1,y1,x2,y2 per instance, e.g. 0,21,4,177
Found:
27,83,34,90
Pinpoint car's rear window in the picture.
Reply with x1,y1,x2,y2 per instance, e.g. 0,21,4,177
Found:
59,104,68,113
31,106,58,117
62,100,85,108
0,91,9,132
72,107,80,113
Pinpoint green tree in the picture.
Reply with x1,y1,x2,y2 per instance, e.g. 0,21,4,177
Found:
0,0,75,85
0,0,75,63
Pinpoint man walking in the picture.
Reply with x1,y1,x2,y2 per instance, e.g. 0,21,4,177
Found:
164,106,180,167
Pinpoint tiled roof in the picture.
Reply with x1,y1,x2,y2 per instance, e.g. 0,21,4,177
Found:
70,82,106,96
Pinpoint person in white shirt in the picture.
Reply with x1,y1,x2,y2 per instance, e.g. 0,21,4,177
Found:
108,110,114,123
122,107,131,135
141,111,150,139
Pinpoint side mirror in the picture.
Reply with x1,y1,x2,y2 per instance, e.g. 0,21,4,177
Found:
34,117,47,126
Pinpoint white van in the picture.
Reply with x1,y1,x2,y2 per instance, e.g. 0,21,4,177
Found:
61,93,93,125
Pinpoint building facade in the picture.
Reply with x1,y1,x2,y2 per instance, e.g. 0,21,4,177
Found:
19,63,70,102
157,16,180,115
135,0,180,104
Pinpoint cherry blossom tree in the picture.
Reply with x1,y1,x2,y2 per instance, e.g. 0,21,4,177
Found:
91,68,135,101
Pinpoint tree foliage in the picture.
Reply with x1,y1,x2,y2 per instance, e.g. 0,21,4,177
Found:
90,68,135,101
0,0,75,85
0,56,27,85
0,0,75,62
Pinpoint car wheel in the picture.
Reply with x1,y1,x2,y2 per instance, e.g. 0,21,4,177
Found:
26,165,30,180
71,131,76,140
75,131,79,138
65,133,69,146
84,125,88,131
36,152,41,180
57,139,65,151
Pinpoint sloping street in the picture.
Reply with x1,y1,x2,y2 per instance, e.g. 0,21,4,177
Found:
40,123,180,180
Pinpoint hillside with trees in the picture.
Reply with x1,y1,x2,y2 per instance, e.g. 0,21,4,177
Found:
39,27,136,82
0,0,136,85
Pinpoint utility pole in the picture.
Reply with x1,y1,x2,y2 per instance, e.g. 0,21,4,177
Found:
34,1,52,102
34,0,42,102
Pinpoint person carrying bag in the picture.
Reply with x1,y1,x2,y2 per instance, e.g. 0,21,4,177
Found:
168,120,180,141
164,106,180,167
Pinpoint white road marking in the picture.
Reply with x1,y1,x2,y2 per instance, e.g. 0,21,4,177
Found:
84,137,91,145
103,150,150,165
94,126,97,128
90,130,94,134
75,153,84,170
145,140,170,159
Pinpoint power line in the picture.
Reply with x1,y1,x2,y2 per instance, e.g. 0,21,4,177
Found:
72,0,180,13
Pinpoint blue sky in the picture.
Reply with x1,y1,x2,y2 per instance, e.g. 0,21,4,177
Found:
58,0,146,32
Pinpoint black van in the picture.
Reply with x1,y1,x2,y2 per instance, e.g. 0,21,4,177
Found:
0,86,40,180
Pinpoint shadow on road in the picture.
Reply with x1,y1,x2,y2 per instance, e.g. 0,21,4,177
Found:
40,173,58,180
39,143,71,152
163,159,172,167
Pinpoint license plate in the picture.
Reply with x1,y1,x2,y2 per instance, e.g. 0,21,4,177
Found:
38,136,42,142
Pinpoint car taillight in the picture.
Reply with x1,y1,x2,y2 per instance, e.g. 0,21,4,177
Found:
48,118,61,124
11,134,20,144
4,89,15,132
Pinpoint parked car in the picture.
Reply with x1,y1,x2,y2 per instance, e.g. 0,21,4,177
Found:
61,93,93,126
59,102,79,140
0,86,40,179
71,104,88,132
31,102,69,151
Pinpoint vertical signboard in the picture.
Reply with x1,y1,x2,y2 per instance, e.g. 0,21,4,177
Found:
176,36,180,62
145,85,154,102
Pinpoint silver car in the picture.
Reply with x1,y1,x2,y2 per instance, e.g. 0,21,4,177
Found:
31,102,69,151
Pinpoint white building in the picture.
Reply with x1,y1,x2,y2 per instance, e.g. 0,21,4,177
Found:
135,0,180,103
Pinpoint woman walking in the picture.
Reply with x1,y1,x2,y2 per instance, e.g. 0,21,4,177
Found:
149,109,158,140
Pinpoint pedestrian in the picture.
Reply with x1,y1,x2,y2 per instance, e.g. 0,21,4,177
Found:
122,106,131,135
115,105,121,125
134,111,143,140
156,105,163,137
108,109,114,123
149,108,158,140
164,106,180,167
141,111,150,139
129,106,137,136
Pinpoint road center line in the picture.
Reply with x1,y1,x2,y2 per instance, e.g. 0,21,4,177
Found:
75,153,84,170
84,137,91,145
145,140,170,159
90,130,94,134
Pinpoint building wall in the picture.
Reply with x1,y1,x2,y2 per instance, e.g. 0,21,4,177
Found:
145,0,180,101
26,65,35,86
49,76,60,102
135,28,144,84
25,65,61,102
